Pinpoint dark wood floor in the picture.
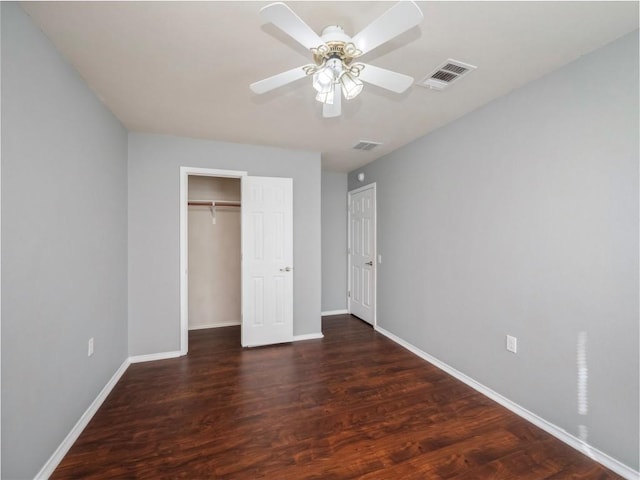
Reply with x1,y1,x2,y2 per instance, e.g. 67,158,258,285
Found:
53,315,621,479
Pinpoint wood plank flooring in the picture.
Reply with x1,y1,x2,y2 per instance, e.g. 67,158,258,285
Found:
53,315,622,479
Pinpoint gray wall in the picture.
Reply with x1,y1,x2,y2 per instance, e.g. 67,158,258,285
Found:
1,3,128,478
349,31,639,470
128,133,321,355
321,170,347,312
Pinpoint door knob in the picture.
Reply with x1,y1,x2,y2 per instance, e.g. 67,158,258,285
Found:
365,261,373,266
280,266,292,272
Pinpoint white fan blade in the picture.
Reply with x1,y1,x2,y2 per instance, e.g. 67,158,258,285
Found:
250,65,308,94
260,2,326,51
323,84,342,118
352,1,423,56
358,64,414,93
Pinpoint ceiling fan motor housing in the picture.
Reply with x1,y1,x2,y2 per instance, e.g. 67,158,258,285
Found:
320,25,351,43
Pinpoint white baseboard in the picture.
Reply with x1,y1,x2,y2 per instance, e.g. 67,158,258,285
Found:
39,329,637,480
293,332,324,342
34,359,131,479
35,351,182,478
189,322,240,330
374,325,639,480
128,350,182,364
321,309,348,316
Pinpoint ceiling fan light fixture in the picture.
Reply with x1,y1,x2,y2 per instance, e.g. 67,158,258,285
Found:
339,71,363,100
312,66,334,94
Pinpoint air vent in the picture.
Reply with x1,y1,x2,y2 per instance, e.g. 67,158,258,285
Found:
418,59,477,91
353,140,382,151
431,70,458,83
442,63,469,75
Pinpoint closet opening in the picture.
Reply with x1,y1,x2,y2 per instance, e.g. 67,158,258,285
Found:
179,167,247,354
188,175,241,332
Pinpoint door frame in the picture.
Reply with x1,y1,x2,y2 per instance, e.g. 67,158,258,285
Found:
347,182,377,328
179,166,247,355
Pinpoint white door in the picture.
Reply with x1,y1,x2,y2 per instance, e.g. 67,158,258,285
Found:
241,176,293,347
348,184,376,325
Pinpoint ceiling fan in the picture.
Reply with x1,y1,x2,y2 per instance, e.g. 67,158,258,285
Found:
249,1,424,118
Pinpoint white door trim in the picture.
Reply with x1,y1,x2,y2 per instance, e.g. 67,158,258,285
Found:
179,167,247,355
347,182,377,327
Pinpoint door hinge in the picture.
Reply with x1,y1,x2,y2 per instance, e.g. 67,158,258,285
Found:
348,290,351,298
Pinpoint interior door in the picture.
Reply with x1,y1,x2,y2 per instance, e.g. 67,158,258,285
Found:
241,176,293,347
349,185,376,325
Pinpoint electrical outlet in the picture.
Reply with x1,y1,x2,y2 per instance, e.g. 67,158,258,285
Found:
506,335,517,354
88,337,94,357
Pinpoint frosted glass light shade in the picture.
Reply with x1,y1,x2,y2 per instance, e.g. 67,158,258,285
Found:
315,88,334,105
312,67,334,94
339,72,363,100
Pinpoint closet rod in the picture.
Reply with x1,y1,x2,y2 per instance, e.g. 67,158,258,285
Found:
188,200,241,207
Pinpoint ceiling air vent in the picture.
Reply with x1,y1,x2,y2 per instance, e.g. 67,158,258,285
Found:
353,140,382,151
418,59,477,91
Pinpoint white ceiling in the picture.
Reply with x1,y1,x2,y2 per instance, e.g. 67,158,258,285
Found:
22,1,639,172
